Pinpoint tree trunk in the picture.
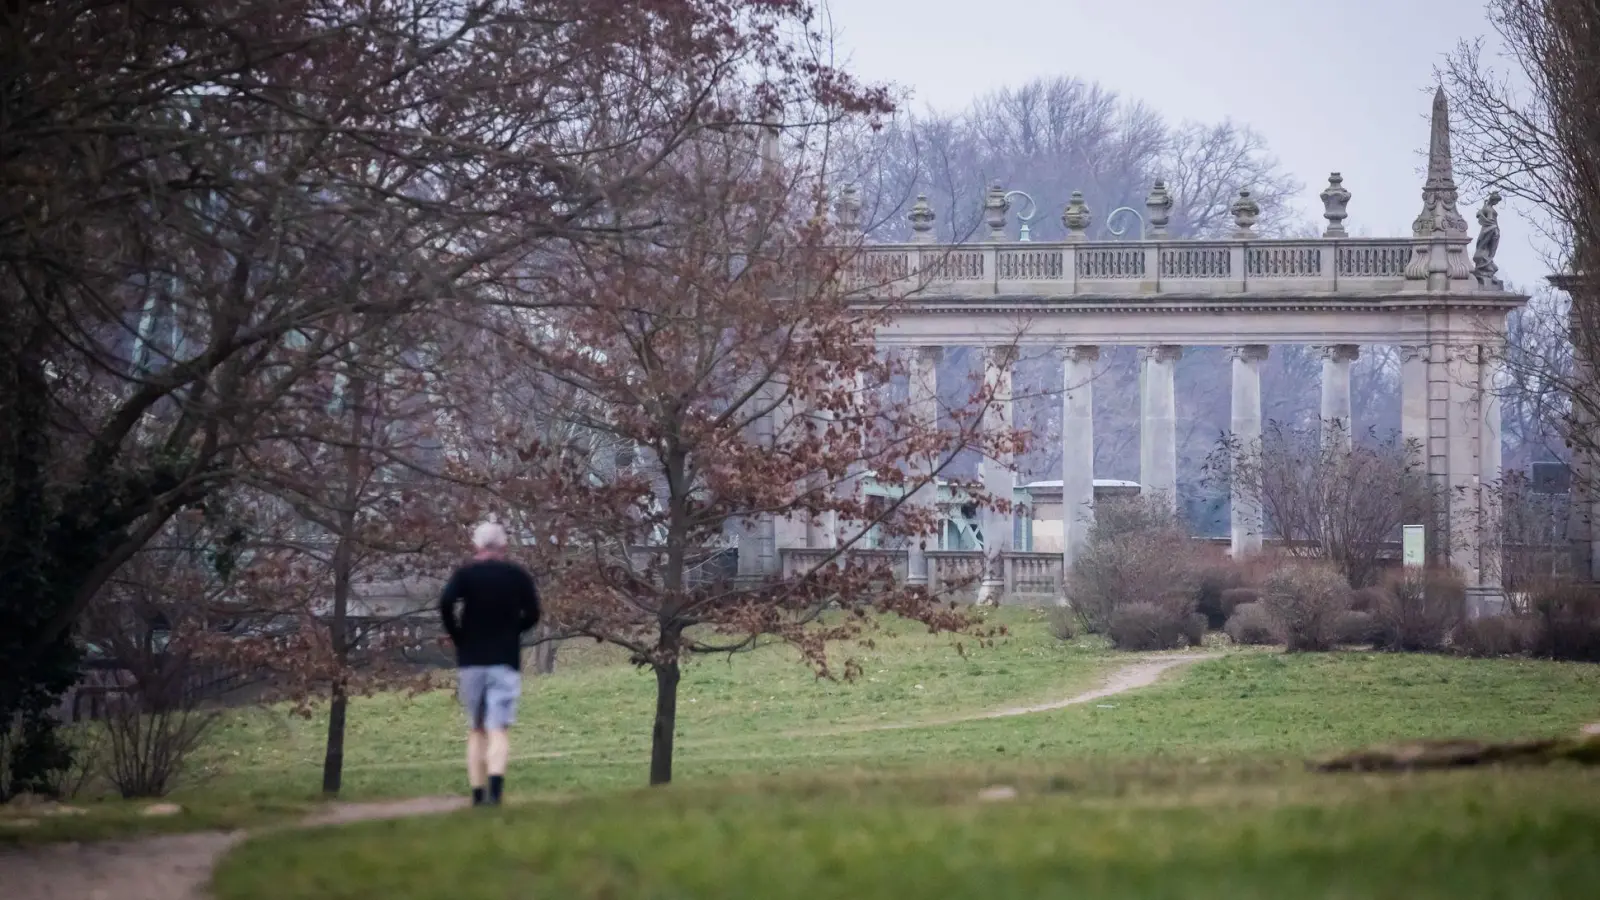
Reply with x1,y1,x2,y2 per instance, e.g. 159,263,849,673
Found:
321,372,365,798
649,660,680,786
321,680,347,795
532,638,559,676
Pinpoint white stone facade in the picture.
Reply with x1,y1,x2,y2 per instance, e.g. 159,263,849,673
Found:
742,88,1528,613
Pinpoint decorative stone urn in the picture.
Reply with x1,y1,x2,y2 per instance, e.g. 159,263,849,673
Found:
1061,191,1092,241
1230,188,1260,238
1320,172,1351,238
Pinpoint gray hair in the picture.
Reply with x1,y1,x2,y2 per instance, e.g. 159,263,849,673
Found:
471,521,508,551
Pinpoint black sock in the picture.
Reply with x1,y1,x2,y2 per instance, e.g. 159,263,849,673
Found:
471,787,485,806
488,775,504,804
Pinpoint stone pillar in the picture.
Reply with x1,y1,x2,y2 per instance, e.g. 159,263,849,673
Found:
1061,346,1098,570
1477,346,1505,614
978,346,1016,605
1569,339,1600,580
1228,345,1269,558
905,346,943,587
1319,343,1360,450
1400,346,1430,469
770,381,809,573
1139,345,1181,509
1427,341,1507,617
736,383,778,579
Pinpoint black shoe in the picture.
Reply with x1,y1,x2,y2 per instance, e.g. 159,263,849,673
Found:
488,775,504,805
471,787,486,806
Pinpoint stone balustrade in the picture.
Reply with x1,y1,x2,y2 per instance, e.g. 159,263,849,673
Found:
845,238,1418,299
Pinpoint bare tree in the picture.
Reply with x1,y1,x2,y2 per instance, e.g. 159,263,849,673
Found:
1213,423,1437,588
1441,0,1600,578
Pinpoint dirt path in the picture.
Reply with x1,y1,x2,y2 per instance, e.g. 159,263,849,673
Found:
796,651,1218,737
0,653,1214,900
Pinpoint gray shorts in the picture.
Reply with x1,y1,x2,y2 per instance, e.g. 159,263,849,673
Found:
457,665,521,731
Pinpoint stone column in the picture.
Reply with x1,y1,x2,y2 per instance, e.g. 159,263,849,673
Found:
765,380,810,577
736,382,778,579
1477,346,1505,615
1569,339,1600,581
1061,346,1098,570
1319,343,1360,450
905,346,943,587
1443,343,1486,606
1399,346,1430,469
1228,345,1269,558
1139,345,1181,509
1425,341,1507,617
978,346,1016,605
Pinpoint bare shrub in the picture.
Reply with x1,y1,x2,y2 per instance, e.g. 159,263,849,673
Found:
1375,568,1465,653
1335,610,1383,646
102,681,218,798
1046,606,1079,641
1261,565,1350,652
1528,581,1600,662
1452,615,1535,658
1214,423,1435,589
1108,596,1204,651
1224,602,1282,645
1219,587,1261,620
1349,587,1386,613
1067,497,1205,634
1194,564,1258,630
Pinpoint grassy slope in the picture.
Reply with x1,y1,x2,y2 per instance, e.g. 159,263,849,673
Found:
192,609,1114,799
206,616,1600,898
214,766,1600,900
9,610,1600,851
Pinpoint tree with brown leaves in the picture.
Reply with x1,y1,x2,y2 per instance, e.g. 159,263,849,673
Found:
455,113,1024,785
1,0,886,794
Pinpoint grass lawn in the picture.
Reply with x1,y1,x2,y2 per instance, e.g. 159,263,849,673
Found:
9,608,1600,852
213,764,1600,900
190,609,1117,800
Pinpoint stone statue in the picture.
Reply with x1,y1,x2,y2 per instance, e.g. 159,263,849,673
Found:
1472,191,1503,288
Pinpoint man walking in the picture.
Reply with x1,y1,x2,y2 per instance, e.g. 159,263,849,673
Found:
439,521,540,806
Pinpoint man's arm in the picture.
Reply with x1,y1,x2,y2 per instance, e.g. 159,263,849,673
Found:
518,570,541,634
438,570,463,642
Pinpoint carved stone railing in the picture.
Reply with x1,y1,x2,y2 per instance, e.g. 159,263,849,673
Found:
842,237,1458,299
768,548,1054,606
779,547,909,581
928,550,984,604
1003,552,1064,603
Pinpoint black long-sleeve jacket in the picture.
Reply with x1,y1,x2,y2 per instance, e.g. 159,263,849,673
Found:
438,559,540,669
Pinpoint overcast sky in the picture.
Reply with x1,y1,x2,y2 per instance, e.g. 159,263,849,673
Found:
825,0,1547,290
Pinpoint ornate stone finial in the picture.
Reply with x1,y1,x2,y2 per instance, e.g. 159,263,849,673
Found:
833,183,861,234
1320,172,1351,238
1411,86,1470,238
1061,191,1092,241
907,193,936,243
983,180,1009,241
1230,189,1260,238
1145,180,1173,237
1472,190,1504,288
